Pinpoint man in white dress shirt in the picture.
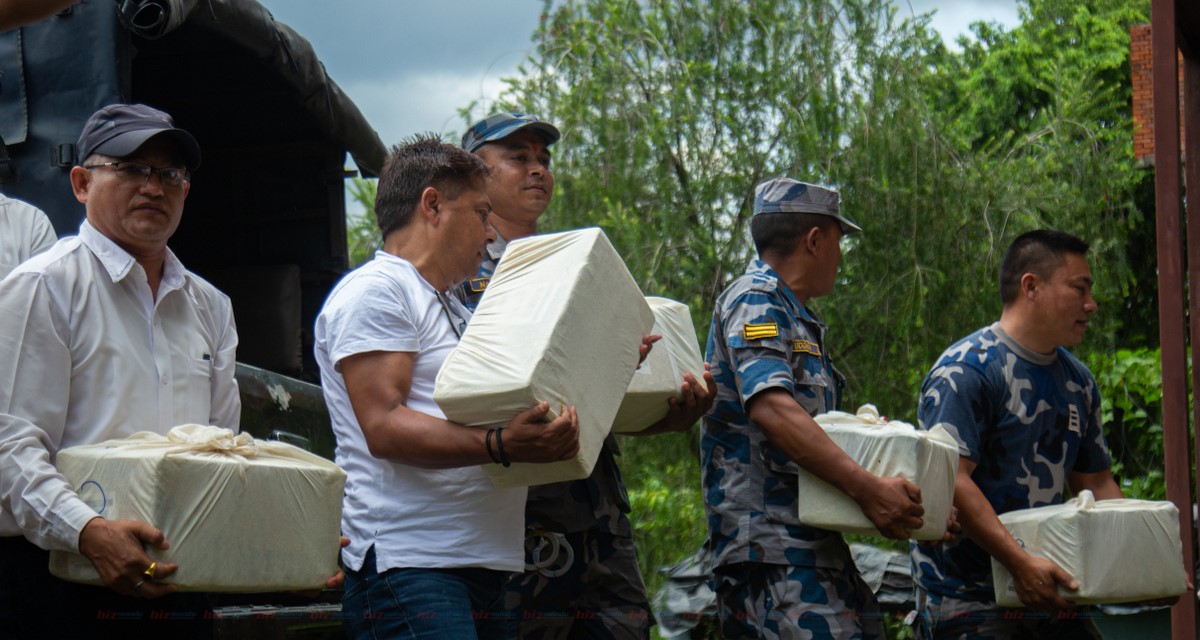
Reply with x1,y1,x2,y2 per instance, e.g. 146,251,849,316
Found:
0,192,56,279
0,103,239,636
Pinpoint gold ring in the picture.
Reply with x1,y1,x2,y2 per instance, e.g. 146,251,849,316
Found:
143,562,157,580
132,579,145,589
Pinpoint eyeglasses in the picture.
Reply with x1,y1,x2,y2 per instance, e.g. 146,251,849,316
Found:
83,161,190,189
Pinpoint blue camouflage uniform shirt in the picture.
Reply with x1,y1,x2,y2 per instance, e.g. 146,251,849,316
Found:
701,259,852,570
455,232,631,536
910,322,1112,602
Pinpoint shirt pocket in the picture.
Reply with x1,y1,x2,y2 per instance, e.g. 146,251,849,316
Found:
790,360,829,416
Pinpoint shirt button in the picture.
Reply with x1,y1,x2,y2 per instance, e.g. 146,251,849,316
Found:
161,376,168,386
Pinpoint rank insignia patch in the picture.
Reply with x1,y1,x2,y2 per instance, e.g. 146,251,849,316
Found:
468,277,489,293
743,321,779,340
792,339,821,356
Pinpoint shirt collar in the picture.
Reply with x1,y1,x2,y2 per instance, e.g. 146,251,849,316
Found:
486,229,509,262
78,220,187,290
990,321,1058,366
748,258,820,325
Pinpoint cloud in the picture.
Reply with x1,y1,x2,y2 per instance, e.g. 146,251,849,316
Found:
896,0,1020,48
345,73,511,147
259,0,543,84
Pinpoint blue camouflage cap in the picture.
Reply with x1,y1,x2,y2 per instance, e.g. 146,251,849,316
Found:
461,112,561,153
752,177,861,233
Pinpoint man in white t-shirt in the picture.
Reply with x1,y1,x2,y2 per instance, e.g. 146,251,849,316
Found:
314,134,582,640
0,192,56,279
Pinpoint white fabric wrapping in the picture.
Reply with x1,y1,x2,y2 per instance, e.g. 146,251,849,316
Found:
991,490,1187,606
48,425,346,592
800,405,958,539
434,228,654,488
611,297,706,433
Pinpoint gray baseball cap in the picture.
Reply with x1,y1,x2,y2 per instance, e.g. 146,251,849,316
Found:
77,103,201,170
461,112,560,153
752,177,861,233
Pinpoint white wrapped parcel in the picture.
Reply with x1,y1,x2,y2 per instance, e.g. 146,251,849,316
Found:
992,490,1187,606
49,425,346,592
610,297,706,434
435,227,655,488
801,405,957,540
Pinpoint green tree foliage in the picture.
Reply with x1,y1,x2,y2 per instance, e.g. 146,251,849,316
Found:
347,176,381,267
1087,347,1167,500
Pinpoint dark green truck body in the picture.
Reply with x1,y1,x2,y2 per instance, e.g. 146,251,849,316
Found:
1,1,385,633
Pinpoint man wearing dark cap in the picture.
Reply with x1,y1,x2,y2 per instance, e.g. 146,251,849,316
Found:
701,177,925,639
0,103,237,635
458,112,715,639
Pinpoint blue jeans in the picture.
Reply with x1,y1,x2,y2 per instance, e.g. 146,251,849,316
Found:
343,546,516,640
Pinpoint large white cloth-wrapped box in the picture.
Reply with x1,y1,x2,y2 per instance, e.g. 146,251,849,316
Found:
992,491,1187,606
49,426,346,592
611,297,706,434
435,228,655,488
801,405,957,540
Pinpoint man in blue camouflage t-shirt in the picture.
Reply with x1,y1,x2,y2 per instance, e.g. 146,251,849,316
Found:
702,177,926,639
910,229,1122,639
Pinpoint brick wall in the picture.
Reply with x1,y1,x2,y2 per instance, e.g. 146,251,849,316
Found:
1131,23,1185,167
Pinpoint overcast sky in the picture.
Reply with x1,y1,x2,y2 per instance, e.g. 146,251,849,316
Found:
255,0,1021,152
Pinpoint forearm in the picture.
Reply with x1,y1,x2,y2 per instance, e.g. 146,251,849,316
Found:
749,390,874,498
0,416,98,551
1069,469,1123,500
953,470,1028,571
361,405,490,469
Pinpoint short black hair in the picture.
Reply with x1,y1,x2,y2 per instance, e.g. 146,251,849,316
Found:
999,229,1090,306
750,212,836,258
375,134,491,239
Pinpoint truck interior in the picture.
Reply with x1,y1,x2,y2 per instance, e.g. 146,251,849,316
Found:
0,0,387,463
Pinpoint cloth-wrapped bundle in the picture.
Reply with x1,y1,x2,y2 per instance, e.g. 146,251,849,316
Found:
992,490,1187,606
49,425,346,592
801,405,958,540
435,228,654,487
610,297,705,434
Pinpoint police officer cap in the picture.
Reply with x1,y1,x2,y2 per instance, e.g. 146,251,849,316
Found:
461,113,560,153
752,177,861,233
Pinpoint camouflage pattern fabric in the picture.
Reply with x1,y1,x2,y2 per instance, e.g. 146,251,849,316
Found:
913,589,1103,640
909,322,1112,602
714,562,885,640
525,438,632,535
701,259,849,570
503,527,652,639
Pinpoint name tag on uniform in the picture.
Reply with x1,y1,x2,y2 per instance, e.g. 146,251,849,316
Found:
468,277,489,293
792,339,821,356
743,321,778,340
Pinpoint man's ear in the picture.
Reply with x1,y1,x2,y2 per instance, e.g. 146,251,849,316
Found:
804,225,822,254
419,186,441,223
1020,272,1041,299
69,166,91,204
